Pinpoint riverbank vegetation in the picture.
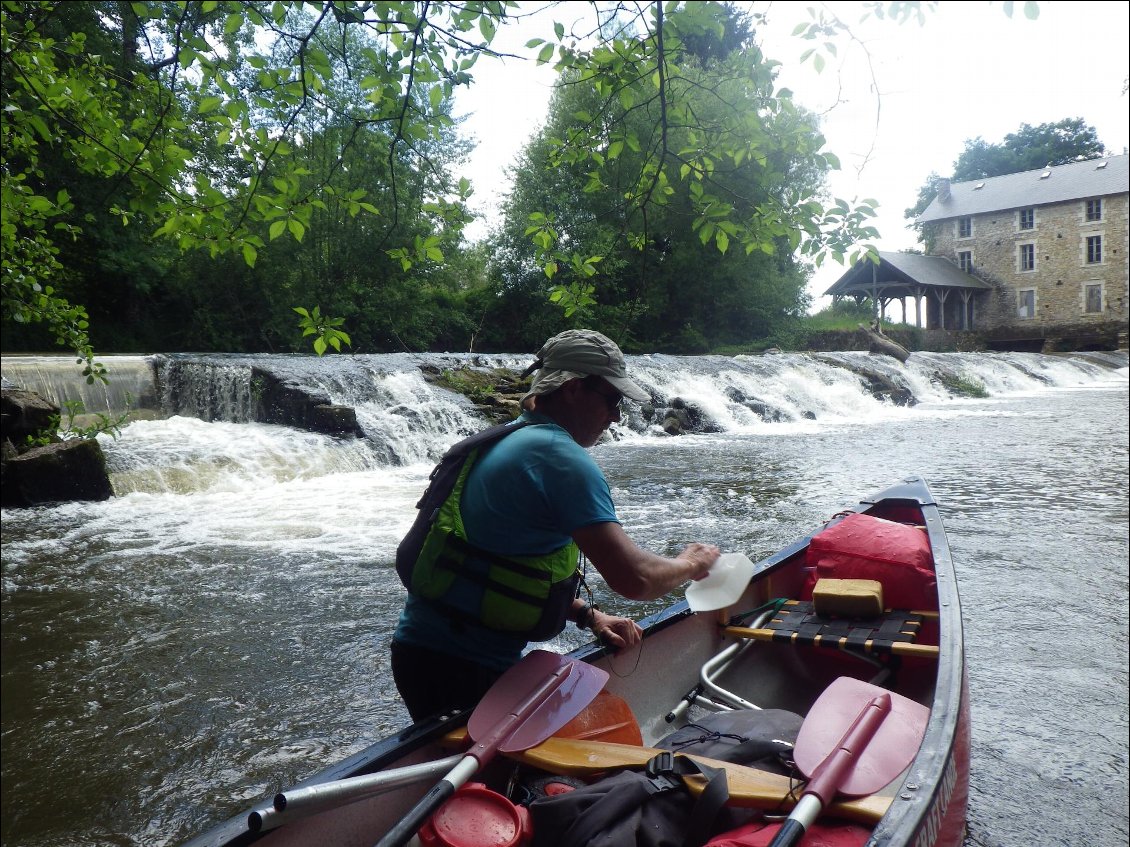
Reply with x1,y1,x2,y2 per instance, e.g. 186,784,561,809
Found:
2,2,1041,366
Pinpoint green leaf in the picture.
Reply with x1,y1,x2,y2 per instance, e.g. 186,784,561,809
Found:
242,243,257,267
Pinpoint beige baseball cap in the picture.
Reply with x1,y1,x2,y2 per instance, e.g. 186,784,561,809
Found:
521,329,650,405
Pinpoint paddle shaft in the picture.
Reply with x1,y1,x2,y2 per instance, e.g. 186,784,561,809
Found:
768,693,891,847
247,754,464,832
375,663,572,847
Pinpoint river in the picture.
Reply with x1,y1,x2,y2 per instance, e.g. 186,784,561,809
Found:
1,350,1127,847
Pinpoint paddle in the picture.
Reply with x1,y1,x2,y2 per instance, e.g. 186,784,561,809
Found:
471,733,893,824
374,649,608,847
767,676,930,847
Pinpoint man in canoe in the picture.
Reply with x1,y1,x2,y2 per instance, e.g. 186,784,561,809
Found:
391,329,720,720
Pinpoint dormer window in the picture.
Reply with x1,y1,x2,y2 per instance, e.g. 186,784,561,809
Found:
1085,198,1102,222
1018,208,1035,230
957,217,972,238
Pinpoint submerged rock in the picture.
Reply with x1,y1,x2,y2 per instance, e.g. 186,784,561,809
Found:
251,367,363,437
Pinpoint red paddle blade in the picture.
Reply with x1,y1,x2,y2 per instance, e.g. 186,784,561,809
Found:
793,676,929,797
468,650,609,753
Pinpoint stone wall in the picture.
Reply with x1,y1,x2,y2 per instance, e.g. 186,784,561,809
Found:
926,190,1129,333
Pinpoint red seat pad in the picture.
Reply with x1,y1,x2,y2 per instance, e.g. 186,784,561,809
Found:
803,513,937,611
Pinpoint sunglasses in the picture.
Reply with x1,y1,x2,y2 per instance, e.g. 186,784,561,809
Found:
583,376,627,416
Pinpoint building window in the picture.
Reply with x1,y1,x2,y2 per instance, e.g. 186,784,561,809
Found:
1018,289,1036,319
1086,235,1102,264
1084,283,1103,314
1085,198,1102,222
957,217,972,238
1019,243,1036,272
1018,207,1034,230
958,251,973,272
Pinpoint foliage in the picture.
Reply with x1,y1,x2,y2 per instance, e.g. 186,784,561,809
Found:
488,4,833,352
522,1,883,286
434,368,497,405
904,118,1106,224
2,0,489,358
938,372,989,398
24,398,132,447
803,299,876,331
294,306,350,355
2,1,1040,360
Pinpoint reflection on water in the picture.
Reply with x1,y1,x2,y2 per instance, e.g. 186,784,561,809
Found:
1,357,1127,847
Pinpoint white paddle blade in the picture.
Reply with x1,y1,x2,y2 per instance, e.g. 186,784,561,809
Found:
685,552,756,611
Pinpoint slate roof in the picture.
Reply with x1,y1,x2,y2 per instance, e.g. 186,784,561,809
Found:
824,251,992,297
916,153,1129,223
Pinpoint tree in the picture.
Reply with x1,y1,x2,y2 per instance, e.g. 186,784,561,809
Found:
904,118,1106,223
3,1,1035,364
487,5,823,351
2,0,487,368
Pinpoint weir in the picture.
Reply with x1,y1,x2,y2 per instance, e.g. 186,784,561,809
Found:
1,355,159,417
2,350,1126,470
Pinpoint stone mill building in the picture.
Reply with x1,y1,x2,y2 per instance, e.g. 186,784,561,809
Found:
827,154,1129,351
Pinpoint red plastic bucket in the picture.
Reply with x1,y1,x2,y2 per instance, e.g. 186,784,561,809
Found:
418,783,532,847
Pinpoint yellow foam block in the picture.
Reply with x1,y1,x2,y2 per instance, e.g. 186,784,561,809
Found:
812,578,884,618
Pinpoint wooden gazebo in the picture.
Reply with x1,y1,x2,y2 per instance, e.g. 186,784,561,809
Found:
825,251,993,330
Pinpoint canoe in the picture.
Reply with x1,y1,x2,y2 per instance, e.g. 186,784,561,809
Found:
183,475,968,847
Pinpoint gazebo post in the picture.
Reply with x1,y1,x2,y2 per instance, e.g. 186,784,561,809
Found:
936,289,950,330
872,263,881,326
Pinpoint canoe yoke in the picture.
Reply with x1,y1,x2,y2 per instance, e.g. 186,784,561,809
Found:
724,600,940,661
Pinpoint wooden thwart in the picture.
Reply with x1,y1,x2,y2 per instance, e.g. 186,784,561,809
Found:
442,729,892,824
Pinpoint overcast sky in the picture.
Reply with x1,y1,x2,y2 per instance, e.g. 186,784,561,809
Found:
451,1,1130,309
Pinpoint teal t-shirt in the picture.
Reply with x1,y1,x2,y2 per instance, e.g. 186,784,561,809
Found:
393,412,619,670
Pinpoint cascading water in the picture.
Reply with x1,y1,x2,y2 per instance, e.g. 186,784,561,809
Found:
3,350,1125,500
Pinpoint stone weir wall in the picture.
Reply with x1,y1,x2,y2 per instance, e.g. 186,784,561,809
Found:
1,350,928,507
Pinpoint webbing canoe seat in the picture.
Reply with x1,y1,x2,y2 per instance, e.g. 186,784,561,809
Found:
724,600,939,660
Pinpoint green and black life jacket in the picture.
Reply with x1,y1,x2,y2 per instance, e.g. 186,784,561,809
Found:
395,421,581,641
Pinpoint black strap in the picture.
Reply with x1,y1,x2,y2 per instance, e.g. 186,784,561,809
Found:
646,752,731,847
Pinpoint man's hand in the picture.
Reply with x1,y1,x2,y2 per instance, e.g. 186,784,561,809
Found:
679,543,721,580
590,609,643,652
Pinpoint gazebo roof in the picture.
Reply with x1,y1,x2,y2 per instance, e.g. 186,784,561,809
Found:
824,251,992,299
